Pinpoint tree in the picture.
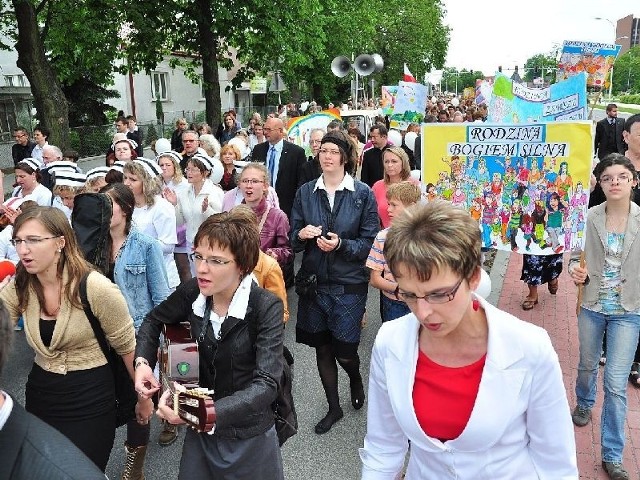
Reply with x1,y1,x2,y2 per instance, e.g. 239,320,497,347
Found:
523,53,558,85
612,46,640,94
441,67,484,94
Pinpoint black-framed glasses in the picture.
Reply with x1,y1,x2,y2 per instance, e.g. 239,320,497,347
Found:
395,278,464,305
600,174,633,184
189,253,234,267
10,236,60,247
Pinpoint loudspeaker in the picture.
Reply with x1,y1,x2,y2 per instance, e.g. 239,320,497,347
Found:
372,54,384,73
354,54,375,76
331,56,352,78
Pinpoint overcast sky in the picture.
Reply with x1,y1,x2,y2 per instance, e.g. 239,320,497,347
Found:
442,0,640,76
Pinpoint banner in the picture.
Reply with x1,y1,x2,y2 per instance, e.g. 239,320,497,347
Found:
556,41,621,89
389,81,428,130
249,76,267,94
380,85,398,116
488,72,587,123
422,121,592,254
286,109,341,155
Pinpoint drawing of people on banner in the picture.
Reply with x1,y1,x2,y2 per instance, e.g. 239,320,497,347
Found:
422,122,592,254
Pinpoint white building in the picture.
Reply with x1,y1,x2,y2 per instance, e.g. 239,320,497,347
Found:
109,51,254,125
0,43,33,141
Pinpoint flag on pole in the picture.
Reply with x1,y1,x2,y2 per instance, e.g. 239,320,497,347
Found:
403,64,416,83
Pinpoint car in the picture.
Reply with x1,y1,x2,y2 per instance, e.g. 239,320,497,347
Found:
340,109,382,139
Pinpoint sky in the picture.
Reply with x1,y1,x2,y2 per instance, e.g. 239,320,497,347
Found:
442,0,640,76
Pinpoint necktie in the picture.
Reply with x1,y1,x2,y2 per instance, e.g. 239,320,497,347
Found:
268,146,276,186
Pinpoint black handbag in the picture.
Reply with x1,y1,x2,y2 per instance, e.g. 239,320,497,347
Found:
80,273,137,427
294,269,317,299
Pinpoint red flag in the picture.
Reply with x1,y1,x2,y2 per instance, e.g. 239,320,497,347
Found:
403,63,416,83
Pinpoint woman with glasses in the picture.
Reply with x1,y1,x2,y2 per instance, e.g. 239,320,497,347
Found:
0,206,137,472
236,163,293,283
360,201,577,479
133,210,285,479
290,130,379,434
570,153,640,480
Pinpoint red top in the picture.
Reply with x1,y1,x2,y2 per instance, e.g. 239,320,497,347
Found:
412,349,486,441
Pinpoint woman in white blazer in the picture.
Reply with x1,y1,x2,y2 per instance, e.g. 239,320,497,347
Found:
360,201,577,480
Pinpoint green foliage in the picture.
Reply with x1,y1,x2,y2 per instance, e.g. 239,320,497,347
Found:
613,46,640,94
146,124,158,145
523,53,558,84
619,94,640,104
441,67,484,94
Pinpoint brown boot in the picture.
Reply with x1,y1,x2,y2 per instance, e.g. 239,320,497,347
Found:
121,443,146,480
158,421,178,446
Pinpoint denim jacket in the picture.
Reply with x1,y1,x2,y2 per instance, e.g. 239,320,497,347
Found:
114,229,171,329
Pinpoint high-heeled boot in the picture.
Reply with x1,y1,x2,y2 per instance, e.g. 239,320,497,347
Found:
121,443,147,480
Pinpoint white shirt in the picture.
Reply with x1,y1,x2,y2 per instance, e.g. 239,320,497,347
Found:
0,390,14,431
133,195,180,288
175,179,224,245
12,183,52,207
267,139,284,186
313,173,355,209
0,225,19,264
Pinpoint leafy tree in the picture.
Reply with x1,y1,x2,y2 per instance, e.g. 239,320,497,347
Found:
523,53,558,85
612,46,640,94
441,67,484,94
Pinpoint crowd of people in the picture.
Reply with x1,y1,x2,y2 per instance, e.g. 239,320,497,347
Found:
2,100,640,480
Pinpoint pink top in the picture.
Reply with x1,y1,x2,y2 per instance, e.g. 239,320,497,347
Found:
372,178,420,228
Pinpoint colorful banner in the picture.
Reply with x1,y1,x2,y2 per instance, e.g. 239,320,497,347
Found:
380,85,398,116
488,72,588,123
389,81,428,130
286,109,341,155
422,121,592,254
556,41,621,89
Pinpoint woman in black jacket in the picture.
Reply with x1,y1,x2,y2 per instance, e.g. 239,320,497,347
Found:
290,130,379,434
133,210,285,479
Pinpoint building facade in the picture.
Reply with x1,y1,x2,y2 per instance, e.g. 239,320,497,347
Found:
617,14,640,56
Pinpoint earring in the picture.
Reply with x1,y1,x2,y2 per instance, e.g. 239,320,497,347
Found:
57,248,62,253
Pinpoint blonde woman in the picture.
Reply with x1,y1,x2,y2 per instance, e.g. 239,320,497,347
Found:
123,159,180,289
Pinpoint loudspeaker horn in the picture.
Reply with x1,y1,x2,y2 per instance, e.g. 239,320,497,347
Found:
354,54,376,76
331,56,352,78
372,54,384,73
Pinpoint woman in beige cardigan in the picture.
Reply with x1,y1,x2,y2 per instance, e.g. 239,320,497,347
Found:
0,206,138,472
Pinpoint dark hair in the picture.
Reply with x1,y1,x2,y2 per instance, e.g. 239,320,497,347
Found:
594,152,638,181
115,116,128,125
193,211,260,276
33,124,50,138
62,149,79,162
15,161,42,183
13,207,92,312
101,182,135,234
321,130,357,175
125,115,136,122
624,113,640,133
347,127,360,137
13,126,28,136
606,103,618,113
0,300,11,374
370,124,388,136
113,139,138,160
104,169,124,184
327,120,344,131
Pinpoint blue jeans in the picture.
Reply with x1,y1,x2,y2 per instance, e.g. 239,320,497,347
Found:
381,295,411,322
575,307,640,462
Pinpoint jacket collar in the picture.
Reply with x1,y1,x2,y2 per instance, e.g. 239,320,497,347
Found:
591,202,640,265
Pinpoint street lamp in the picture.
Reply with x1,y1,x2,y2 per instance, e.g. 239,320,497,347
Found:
594,17,628,99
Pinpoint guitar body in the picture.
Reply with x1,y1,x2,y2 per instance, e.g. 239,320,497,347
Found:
161,323,216,432
161,322,199,388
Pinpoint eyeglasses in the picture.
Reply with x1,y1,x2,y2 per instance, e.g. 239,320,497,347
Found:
319,149,341,156
395,278,464,305
189,253,234,267
310,140,322,144
11,236,60,247
240,179,264,185
600,174,633,184
13,134,25,139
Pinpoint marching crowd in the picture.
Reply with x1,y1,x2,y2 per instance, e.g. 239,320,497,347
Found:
1,98,640,480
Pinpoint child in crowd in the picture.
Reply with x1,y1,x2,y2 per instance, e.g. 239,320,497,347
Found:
366,182,421,322
84,166,110,193
52,171,86,213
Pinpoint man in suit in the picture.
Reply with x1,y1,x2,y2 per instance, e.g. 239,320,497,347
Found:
251,117,306,218
0,302,106,479
360,124,391,187
595,103,626,159
127,115,144,157
11,127,35,166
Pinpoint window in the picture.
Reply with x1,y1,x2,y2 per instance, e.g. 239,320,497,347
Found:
17,75,26,87
151,72,169,101
4,76,13,87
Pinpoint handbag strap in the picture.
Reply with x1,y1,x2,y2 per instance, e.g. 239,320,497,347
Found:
257,204,272,233
79,272,114,369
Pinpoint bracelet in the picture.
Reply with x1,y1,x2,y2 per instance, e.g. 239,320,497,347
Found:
134,358,150,370
334,238,342,251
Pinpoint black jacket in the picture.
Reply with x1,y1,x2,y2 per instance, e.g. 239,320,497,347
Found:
0,397,106,480
136,279,284,440
290,179,379,286
594,117,626,159
251,140,306,218
360,145,388,187
11,142,35,166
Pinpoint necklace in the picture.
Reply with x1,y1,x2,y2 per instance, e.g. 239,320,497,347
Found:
606,215,628,233
42,281,62,318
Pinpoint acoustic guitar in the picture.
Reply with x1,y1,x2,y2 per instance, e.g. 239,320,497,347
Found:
160,322,216,432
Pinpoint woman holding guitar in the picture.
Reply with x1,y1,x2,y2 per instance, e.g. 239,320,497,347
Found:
133,209,285,479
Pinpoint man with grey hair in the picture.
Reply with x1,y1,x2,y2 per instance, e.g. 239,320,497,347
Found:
40,145,82,192
0,301,106,478
179,129,200,172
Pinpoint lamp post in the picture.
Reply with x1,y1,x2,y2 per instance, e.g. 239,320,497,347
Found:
594,17,628,99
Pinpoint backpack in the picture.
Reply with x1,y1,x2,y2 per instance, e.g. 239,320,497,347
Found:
248,314,298,446
71,193,112,274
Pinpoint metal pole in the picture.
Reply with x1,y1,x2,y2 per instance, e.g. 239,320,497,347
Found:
609,65,614,99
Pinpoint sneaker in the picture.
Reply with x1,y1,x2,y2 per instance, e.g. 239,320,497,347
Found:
158,421,178,446
571,405,591,427
601,461,629,480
